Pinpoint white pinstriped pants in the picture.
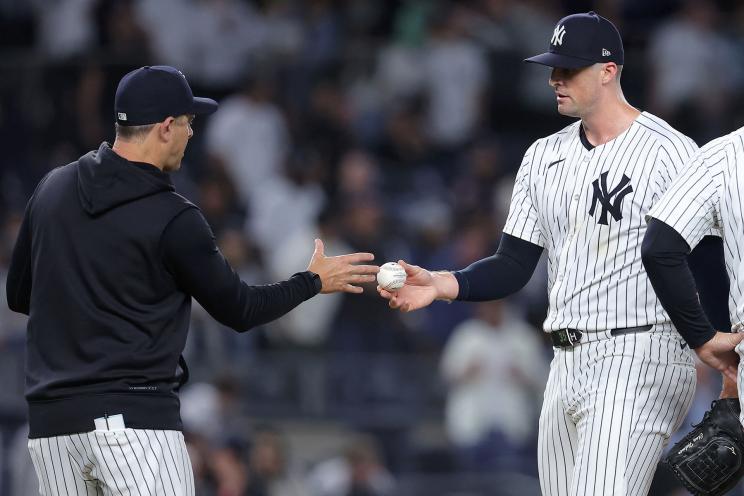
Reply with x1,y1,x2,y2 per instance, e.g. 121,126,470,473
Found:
538,326,696,496
28,429,195,496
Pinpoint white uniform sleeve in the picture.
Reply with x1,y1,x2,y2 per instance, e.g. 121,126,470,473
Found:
647,154,721,249
653,135,698,196
502,143,546,247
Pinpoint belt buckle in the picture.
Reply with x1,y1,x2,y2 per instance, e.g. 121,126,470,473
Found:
566,329,581,346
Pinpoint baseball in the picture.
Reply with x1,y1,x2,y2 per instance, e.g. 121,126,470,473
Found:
377,262,407,291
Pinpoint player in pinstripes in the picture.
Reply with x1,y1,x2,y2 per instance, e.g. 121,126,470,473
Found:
5,66,380,496
378,11,738,495
643,128,744,441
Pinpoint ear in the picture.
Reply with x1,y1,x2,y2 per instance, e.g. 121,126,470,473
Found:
601,63,618,84
158,117,177,142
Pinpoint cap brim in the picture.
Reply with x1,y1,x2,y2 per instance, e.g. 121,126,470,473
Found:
192,97,218,115
524,52,595,69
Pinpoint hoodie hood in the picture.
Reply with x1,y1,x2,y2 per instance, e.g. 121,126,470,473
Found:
77,143,175,216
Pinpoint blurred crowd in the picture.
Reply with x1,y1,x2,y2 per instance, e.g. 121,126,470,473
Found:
1,0,744,494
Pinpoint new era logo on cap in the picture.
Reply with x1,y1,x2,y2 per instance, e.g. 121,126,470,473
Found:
117,112,127,121
602,48,611,56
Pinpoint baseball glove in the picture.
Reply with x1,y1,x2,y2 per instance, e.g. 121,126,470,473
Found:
664,398,744,496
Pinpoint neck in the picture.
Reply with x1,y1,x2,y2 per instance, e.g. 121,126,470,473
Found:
111,139,165,171
580,92,640,147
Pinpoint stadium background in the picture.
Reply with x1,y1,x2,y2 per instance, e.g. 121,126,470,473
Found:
1,0,743,494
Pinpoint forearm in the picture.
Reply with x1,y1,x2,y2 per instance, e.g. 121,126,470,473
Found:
453,233,543,301
163,209,321,332
642,219,715,348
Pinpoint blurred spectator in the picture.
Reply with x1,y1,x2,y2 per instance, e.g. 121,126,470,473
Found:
205,71,289,207
306,434,396,496
647,0,744,142
32,0,97,60
245,425,304,496
440,300,547,473
422,3,488,151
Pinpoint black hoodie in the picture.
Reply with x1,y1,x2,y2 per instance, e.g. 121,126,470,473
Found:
7,143,320,438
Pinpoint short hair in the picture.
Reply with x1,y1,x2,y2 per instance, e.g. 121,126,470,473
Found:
114,122,156,141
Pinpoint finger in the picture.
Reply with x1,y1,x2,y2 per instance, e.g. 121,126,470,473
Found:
389,296,402,309
313,238,324,257
348,264,380,274
343,284,364,294
338,252,375,263
378,287,394,299
725,367,738,383
730,332,744,345
347,274,377,283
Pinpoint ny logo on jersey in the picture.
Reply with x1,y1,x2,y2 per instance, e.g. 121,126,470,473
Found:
588,172,633,225
551,25,566,46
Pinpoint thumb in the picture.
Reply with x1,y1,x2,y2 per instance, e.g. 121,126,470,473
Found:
728,332,744,346
398,260,417,276
314,238,325,258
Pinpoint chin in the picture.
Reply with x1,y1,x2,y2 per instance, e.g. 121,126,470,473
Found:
557,105,579,118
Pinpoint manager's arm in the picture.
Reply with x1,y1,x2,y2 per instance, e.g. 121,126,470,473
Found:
162,208,321,332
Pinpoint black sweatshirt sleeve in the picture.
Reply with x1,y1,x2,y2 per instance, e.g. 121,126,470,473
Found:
6,206,33,315
453,233,543,301
161,208,321,332
688,236,731,332
641,218,717,348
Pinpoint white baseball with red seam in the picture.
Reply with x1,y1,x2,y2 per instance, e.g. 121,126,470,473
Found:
377,262,407,291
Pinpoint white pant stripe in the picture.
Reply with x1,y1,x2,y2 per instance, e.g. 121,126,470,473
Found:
538,329,696,496
29,429,194,496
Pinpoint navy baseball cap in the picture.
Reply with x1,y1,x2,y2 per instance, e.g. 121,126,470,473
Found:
524,11,624,69
114,65,218,126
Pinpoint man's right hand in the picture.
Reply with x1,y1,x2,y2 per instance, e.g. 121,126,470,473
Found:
306,239,379,294
377,260,458,312
695,331,744,383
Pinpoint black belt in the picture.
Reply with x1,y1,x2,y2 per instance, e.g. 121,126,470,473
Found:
550,325,653,348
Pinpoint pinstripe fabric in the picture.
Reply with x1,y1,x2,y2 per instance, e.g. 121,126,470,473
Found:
503,112,698,332
503,112,699,495
28,429,193,496
538,327,696,496
648,126,744,430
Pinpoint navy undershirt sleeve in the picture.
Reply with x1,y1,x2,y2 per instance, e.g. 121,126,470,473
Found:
161,208,321,332
688,235,731,332
641,219,721,348
454,233,543,301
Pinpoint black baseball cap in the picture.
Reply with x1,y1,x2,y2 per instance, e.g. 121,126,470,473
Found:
524,11,624,69
114,65,218,126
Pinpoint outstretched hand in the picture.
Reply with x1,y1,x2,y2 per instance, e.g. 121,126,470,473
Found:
695,331,744,383
307,239,379,294
377,260,453,312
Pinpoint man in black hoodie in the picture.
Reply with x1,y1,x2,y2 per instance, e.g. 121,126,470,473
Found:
6,65,379,495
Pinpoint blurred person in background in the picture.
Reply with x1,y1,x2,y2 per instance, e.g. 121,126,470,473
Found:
6,64,379,495
245,425,304,496
647,0,743,142
441,299,547,474
306,434,395,496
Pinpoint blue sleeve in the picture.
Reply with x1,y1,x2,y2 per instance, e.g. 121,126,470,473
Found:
453,233,543,302
688,235,731,332
641,219,717,348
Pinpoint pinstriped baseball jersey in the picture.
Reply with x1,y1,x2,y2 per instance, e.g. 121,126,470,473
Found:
648,127,744,328
503,111,698,332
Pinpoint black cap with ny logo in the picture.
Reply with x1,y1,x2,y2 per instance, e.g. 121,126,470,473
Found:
524,11,624,69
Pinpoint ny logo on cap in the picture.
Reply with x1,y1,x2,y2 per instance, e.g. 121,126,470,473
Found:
551,25,566,46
